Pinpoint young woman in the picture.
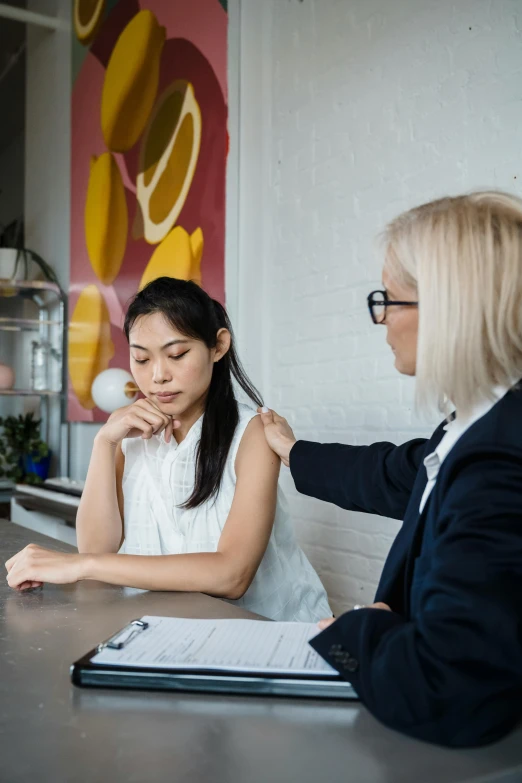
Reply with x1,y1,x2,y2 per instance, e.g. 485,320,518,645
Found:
6,277,331,623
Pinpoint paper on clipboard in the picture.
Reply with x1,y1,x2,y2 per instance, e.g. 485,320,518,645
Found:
91,616,338,678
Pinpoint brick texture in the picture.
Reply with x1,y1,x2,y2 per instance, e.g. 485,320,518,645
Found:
259,0,522,614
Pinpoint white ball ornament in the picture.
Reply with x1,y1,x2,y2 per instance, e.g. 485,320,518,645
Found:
91,368,138,413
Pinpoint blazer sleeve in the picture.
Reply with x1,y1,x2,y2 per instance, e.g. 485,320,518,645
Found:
309,446,522,747
289,437,428,520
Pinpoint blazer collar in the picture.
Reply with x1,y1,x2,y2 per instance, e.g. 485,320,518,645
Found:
374,420,448,605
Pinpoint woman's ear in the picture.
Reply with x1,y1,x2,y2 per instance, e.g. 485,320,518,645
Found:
213,328,231,363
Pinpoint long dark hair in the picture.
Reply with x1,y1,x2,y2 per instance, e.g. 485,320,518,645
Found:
123,277,263,509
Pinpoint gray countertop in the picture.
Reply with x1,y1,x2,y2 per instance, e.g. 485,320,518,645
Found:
1,518,522,783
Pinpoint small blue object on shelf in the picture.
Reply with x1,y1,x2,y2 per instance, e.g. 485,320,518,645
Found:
23,453,51,482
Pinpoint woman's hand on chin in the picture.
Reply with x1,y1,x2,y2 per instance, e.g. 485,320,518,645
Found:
97,398,180,446
5,544,88,590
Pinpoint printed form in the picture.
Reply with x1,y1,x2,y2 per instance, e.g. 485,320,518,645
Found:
92,616,338,677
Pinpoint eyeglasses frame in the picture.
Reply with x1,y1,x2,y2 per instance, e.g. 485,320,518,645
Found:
367,289,418,324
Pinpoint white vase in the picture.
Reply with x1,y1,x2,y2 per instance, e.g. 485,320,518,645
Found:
0,248,39,282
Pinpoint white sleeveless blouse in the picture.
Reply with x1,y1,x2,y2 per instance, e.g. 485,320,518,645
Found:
120,403,331,622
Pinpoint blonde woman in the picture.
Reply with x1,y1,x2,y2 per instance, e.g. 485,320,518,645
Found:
259,191,522,748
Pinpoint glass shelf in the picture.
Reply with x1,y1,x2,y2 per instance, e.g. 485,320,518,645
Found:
0,317,61,332
0,280,64,300
0,389,63,397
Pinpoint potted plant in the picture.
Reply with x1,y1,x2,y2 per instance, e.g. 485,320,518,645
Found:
0,217,62,288
0,412,50,485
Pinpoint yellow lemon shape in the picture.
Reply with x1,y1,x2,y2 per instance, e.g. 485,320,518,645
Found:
85,152,128,285
188,228,204,286
139,226,204,291
74,0,106,45
137,80,202,244
69,285,115,410
101,10,166,153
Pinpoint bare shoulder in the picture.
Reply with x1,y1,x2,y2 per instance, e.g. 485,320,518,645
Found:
238,414,272,453
235,414,280,475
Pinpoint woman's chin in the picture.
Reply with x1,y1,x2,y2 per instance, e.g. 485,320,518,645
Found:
153,394,205,420
394,355,416,376
157,397,193,418
159,401,184,416
152,392,182,408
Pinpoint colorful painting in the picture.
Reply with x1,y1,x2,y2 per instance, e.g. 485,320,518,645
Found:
69,0,228,421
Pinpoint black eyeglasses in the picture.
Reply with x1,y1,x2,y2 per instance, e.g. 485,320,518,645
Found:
367,290,418,324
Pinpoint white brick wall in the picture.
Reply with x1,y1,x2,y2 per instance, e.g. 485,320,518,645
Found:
238,0,522,614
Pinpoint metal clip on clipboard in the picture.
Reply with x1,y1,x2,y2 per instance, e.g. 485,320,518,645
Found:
97,619,149,652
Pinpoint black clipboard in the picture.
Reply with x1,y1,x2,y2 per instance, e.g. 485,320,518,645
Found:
71,618,357,701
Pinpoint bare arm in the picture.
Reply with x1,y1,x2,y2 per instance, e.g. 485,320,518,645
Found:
7,417,281,598
75,437,125,554
82,416,280,596
76,399,175,554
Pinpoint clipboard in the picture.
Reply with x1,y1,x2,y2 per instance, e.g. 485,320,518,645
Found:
71,616,357,701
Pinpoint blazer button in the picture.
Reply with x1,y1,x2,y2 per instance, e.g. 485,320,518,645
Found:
344,657,359,673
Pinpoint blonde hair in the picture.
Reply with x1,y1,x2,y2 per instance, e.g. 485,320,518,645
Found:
383,191,522,417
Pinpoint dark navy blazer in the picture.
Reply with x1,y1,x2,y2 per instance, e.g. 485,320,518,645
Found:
291,386,522,747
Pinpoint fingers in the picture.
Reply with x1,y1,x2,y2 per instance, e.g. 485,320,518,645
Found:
257,406,288,426
140,412,168,436
126,413,167,440
6,546,43,589
164,418,182,443
134,404,169,432
133,400,174,438
6,553,29,587
317,617,336,630
5,544,37,573
138,398,171,421
15,580,42,591
15,582,31,591
7,566,27,589
125,414,155,440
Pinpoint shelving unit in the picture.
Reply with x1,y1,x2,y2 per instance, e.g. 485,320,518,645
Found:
0,279,68,476
0,317,61,329
0,389,62,396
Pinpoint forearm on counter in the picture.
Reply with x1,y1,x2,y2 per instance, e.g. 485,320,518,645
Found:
80,551,249,599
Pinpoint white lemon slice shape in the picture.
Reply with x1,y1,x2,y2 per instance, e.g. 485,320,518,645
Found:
74,0,106,45
137,80,202,245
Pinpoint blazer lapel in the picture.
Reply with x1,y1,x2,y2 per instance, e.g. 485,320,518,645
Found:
374,422,448,607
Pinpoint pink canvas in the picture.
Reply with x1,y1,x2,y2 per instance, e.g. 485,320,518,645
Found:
69,0,227,422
